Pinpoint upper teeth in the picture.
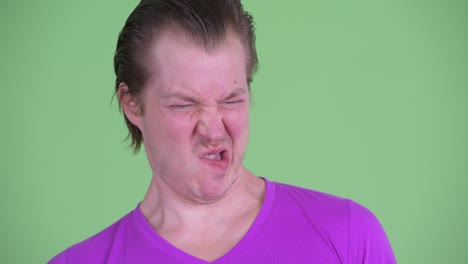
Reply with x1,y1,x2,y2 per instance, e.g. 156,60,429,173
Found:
205,154,221,160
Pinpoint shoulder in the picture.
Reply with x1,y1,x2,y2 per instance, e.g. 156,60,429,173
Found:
272,182,352,238
273,181,347,204
271,181,396,263
273,181,351,220
273,181,380,223
347,200,396,263
48,211,133,264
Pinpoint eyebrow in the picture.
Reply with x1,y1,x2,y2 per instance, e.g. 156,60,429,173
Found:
222,88,248,101
161,88,248,101
160,92,195,101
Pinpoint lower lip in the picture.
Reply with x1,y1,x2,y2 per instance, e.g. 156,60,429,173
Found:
200,156,229,170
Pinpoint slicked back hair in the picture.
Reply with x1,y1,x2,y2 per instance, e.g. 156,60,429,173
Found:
114,0,258,153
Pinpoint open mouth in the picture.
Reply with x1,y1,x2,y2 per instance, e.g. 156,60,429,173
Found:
204,150,226,161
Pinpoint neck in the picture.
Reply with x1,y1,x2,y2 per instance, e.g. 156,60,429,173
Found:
139,167,265,232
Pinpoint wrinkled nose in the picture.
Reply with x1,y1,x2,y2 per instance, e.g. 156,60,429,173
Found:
196,107,225,144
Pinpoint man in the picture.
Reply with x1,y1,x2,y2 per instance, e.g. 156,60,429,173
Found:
50,0,396,263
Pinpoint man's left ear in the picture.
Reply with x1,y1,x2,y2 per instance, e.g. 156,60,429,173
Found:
117,83,143,130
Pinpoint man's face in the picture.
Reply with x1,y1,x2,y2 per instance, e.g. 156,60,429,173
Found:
133,31,250,203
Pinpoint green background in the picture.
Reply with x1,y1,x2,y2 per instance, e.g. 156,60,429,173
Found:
1,0,467,263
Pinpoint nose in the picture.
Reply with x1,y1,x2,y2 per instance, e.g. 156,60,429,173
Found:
196,106,226,144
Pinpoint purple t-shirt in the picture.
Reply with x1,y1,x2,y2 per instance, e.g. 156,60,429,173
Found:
49,179,396,263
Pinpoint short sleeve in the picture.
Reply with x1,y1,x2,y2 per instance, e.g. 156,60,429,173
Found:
48,251,67,264
348,200,397,263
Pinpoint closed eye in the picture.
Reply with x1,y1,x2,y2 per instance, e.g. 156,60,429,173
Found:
222,99,246,109
169,104,193,110
225,100,244,104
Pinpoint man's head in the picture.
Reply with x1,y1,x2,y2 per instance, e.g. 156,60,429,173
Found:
114,0,258,153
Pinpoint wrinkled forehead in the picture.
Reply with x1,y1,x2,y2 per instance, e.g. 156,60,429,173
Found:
144,29,249,87
136,30,249,105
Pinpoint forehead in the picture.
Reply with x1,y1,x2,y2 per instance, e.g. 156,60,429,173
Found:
144,30,248,96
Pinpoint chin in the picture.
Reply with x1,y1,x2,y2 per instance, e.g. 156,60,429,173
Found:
195,175,235,202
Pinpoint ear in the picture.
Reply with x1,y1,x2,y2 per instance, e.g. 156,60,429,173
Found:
117,83,143,130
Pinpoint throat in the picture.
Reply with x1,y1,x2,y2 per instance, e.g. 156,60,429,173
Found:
158,212,257,262
140,172,266,261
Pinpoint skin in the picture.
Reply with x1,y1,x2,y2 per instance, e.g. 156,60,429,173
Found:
118,30,265,261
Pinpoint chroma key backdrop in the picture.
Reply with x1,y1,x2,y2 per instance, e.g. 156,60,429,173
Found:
1,0,467,263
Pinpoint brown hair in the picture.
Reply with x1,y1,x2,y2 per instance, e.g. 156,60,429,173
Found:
114,0,258,153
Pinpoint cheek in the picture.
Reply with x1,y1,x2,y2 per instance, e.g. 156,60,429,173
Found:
162,113,198,140
223,109,249,139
